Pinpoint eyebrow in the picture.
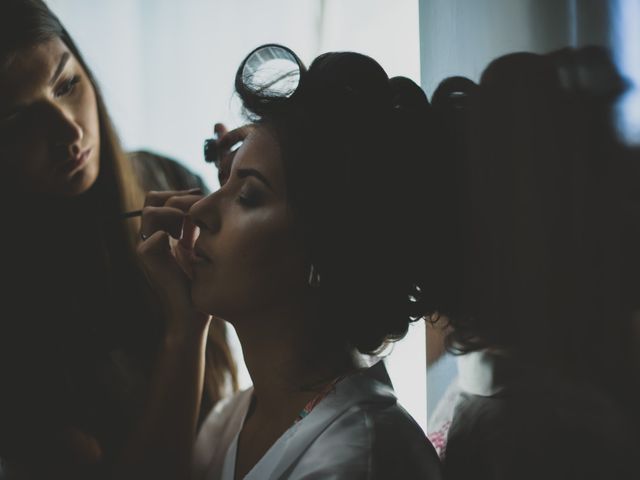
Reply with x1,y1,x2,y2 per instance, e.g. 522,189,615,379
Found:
49,52,70,86
236,168,274,190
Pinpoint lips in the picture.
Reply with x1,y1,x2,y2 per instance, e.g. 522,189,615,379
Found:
57,147,92,175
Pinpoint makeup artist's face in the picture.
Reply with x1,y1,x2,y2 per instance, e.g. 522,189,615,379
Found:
188,126,308,321
0,37,100,196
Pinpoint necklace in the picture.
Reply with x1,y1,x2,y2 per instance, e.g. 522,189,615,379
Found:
294,374,347,423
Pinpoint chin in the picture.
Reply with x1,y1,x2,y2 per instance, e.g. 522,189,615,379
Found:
61,159,100,196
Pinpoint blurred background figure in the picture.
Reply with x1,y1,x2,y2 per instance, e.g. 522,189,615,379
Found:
420,0,640,426
428,46,639,479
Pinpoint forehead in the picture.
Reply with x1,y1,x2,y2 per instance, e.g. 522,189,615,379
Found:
233,126,285,184
0,37,70,104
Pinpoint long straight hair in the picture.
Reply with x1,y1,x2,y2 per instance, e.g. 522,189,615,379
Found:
0,0,236,464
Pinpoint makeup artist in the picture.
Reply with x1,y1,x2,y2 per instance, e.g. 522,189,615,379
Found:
0,1,236,478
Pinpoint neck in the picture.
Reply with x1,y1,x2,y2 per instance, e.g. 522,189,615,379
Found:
231,304,357,421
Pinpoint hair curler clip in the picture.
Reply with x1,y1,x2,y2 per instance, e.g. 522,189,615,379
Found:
204,132,220,165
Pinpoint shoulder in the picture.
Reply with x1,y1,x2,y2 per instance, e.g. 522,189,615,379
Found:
128,150,209,193
291,401,443,480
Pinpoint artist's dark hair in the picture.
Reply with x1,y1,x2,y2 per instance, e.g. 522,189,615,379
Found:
235,45,456,354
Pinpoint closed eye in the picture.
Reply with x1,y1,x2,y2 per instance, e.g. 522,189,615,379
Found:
237,186,264,207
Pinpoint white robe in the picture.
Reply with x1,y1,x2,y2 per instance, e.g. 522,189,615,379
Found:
192,360,442,480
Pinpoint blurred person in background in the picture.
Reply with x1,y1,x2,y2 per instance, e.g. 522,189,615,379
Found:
427,46,640,479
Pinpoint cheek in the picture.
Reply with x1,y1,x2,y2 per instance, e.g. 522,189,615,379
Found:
88,92,99,135
237,212,304,279
71,85,101,185
78,84,100,145
193,212,306,316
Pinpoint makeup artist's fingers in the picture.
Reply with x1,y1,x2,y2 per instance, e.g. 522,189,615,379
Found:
137,230,182,273
137,230,188,297
144,188,202,208
217,151,235,186
158,204,201,275
214,123,228,137
164,193,203,213
216,125,253,185
164,194,203,249
179,215,200,250
173,238,195,280
140,206,185,240
137,231,211,332
217,124,253,150
140,193,203,249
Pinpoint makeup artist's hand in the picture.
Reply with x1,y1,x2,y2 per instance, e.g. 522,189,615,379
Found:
213,123,254,185
137,188,210,338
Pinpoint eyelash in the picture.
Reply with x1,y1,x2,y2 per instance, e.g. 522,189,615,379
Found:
55,75,81,98
237,188,262,207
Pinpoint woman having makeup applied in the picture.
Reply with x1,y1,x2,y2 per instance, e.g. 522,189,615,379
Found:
136,44,448,479
0,1,236,478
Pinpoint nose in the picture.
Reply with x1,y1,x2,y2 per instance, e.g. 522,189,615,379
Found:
188,190,222,234
47,103,83,155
